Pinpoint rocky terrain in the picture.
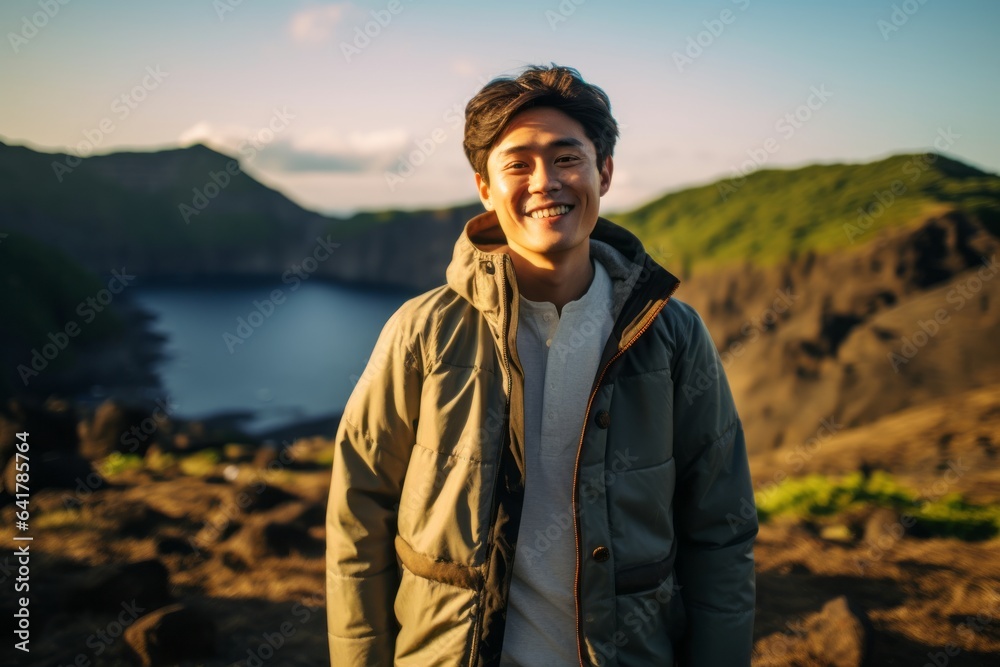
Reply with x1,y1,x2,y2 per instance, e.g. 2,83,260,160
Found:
0,389,997,666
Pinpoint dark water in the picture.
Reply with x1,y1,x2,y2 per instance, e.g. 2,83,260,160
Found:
131,280,415,435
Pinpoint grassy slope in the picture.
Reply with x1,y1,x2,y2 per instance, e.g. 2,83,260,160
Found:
614,153,1000,273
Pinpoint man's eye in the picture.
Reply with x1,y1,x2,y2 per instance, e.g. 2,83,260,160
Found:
557,155,581,163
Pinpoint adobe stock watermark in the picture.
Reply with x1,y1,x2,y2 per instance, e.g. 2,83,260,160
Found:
672,0,751,73
920,596,1000,667
843,129,959,243
887,254,998,373
49,599,145,664
544,0,587,31
340,0,413,63
17,268,136,386
729,416,844,534
762,615,810,660
222,235,339,353
7,0,72,54
51,66,169,182
213,0,245,22
120,397,179,453
242,595,325,666
877,0,932,40
717,86,833,201
384,102,464,192
514,450,641,570
594,576,684,665
189,439,303,553
682,287,799,405
178,107,295,224
781,417,845,474
550,306,609,363
855,457,970,573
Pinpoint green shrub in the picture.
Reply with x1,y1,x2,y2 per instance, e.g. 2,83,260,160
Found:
179,449,221,476
756,471,1000,541
98,452,145,477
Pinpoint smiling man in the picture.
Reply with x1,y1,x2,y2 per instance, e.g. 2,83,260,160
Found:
326,65,757,666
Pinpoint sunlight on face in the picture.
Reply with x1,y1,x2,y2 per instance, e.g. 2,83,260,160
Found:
475,107,613,267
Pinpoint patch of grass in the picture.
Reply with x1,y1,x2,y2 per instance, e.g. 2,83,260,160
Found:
98,452,145,477
145,449,177,472
309,444,336,467
178,449,221,477
756,471,1000,541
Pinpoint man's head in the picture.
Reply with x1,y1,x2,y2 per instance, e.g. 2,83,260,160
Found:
463,65,619,265
463,65,619,186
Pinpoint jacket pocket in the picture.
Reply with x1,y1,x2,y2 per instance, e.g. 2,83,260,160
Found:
393,560,478,667
614,547,676,596
612,569,685,666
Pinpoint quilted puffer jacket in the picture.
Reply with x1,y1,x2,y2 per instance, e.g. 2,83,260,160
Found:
326,210,757,666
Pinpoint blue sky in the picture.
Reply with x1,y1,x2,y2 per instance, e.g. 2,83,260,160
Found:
2,0,998,216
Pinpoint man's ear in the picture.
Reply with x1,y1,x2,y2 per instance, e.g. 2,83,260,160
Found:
599,155,614,197
475,172,492,210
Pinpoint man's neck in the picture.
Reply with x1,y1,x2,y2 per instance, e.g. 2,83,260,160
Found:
505,241,594,316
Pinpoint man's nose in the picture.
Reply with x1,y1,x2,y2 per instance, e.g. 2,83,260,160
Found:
528,161,561,193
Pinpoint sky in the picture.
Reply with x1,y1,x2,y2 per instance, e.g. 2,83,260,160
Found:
1,0,998,217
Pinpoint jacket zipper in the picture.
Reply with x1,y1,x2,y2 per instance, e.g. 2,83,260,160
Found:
470,257,514,667
571,280,680,666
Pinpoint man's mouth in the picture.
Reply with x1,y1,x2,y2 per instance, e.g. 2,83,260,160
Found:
527,204,574,219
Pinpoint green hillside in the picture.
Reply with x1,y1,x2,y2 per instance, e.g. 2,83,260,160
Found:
614,153,1000,274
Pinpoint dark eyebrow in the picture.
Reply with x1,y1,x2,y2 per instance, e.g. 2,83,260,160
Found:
496,138,587,160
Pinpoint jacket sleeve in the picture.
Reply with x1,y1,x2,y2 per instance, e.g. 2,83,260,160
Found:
669,301,758,666
326,306,423,665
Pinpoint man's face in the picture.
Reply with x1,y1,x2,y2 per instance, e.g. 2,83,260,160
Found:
475,106,613,265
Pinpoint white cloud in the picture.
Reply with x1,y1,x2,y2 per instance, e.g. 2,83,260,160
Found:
291,127,408,157
177,121,410,174
288,4,350,44
178,121,249,150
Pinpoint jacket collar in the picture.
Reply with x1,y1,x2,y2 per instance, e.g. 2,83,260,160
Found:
446,209,681,342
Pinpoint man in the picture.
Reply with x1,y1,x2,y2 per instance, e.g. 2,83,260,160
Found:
326,65,757,666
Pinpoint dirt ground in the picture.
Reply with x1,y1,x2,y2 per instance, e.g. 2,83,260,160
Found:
2,452,997,666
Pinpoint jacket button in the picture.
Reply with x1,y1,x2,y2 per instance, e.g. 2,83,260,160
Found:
484,261,495,274
594,410,611,429
592,546,610,562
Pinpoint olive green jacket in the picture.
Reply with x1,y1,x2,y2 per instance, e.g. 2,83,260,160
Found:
326,211,757,666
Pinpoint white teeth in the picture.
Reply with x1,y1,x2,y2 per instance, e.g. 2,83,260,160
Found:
529,205,571,219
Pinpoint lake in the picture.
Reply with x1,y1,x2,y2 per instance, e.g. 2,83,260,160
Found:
132,279,417,436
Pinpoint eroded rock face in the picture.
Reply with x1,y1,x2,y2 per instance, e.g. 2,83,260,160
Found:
679,212,1000,455
125,603,217,667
